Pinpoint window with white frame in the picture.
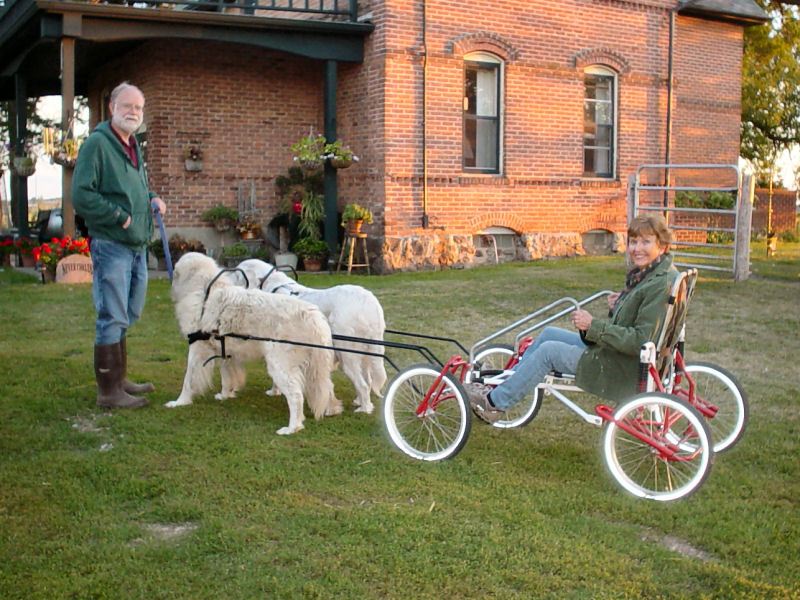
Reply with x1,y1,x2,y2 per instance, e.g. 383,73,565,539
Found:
463,53,502,173
583,66,617,178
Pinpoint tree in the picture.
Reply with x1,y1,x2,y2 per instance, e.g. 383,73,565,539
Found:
741,1,800,187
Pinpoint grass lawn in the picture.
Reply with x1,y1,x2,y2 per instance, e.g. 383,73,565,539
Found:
1,244,798,599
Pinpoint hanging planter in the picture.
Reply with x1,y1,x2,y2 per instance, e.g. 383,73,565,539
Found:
52,153,77,169
298,158,323,173
329,157,354,169
183,144,204,172
184,158,203,172
12,156,36,178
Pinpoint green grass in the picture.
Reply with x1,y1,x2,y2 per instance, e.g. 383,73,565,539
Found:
1,255,799,599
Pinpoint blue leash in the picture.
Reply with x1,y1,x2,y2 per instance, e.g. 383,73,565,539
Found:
152,201,173,282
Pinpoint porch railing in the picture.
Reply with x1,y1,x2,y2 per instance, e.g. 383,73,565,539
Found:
0,0,359,23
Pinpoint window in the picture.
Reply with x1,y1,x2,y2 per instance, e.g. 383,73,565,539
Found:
583,66,616,178
463,53,501,173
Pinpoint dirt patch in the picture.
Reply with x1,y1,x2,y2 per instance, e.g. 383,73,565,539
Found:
68,414,108,435
130,522,198,546
641,528,715,562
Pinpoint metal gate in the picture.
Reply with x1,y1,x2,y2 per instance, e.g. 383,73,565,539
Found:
629,164,753,281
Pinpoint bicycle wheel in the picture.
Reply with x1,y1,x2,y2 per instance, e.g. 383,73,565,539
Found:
383,363,471,461
467,344,542,429
671,361,747,453
602,392,713,502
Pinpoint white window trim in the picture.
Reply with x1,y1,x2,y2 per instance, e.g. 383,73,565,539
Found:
464,51,504,174
583,65,618,179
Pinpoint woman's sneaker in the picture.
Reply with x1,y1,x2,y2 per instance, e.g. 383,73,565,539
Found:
465,383,505,424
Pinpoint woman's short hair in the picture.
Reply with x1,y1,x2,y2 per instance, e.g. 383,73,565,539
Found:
628,213,672,250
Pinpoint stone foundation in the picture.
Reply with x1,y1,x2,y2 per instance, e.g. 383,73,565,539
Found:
374,231,624,273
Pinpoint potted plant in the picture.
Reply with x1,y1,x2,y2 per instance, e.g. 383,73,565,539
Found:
290,132,327,172
236,214,261,240
14,237,38,267
0,236,15,266
292,237,329,271
183,144,203,172
323,139,359,169
149,234,206,269
221,243,250,267
44,127,85,169
11,140,36,177
31,236,91,282
202,204,239,232
341,203,373,234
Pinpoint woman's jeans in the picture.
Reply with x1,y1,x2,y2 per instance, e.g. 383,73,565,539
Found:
489,326,587,410
91,238,148,345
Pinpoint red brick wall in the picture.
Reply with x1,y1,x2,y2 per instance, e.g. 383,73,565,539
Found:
82,0,748,265
367,0,744,242
89,40,323,230
752,189,798,233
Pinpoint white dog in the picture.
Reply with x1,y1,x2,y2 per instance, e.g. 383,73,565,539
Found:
167,252,342,435
232,259,387,414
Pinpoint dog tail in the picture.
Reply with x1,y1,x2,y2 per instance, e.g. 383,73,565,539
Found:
303,309,341,420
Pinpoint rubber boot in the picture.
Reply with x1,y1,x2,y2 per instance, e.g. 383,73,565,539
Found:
120,336,155,394
94,343,147,409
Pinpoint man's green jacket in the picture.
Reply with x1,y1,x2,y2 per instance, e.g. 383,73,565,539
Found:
72,120,157,251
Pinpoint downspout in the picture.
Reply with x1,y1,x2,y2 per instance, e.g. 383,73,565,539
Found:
664,3,678,208
421,0,429,228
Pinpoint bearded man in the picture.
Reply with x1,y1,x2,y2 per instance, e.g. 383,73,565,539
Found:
72,82,167,409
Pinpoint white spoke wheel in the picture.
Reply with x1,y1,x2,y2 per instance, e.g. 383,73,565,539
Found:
383,363,471,461
671,362,747,453
467,344,542,429
602,393,713,502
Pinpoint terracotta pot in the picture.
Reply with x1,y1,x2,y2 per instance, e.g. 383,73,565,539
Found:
347,219,364,234
20,253,36,267
302,257,322,272
240,229,258,240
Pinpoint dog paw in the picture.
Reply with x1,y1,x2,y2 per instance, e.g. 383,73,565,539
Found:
164,399,192,408
276,424,304,435
325,405,344,416
265,387,281,397
354,404,374,414
214,392,235,401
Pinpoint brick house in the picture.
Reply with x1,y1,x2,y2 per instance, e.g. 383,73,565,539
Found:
0,0,767,271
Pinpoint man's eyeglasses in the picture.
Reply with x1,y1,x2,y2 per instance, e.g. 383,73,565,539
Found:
115,102,144,113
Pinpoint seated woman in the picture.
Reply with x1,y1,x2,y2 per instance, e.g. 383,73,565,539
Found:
467,213,679,424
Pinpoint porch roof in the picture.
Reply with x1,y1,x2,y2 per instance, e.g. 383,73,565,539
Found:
0,0,374,99
678,0,769,25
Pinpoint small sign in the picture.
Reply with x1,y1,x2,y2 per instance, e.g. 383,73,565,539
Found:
55,254,93,284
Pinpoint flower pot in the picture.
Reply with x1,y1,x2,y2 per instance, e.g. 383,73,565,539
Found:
302,257,322,272
329,157,353,169
214,218,233,233
185,158,203,172
240,229,259,241
12,157,35,178
20,253,36,267
52,153,76,169
347,219,364,234
274,251,298,270
298,158,323,173
41,269,55,283
1,254,11,267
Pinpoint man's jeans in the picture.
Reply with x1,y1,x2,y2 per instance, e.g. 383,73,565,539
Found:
489,326,587,410
91,238,148,345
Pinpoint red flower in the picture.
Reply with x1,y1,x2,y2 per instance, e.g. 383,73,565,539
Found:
293,201,303,214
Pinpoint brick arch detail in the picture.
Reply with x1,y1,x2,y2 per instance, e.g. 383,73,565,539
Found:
572,48,631,75
449,32,518,61
467,212,526,234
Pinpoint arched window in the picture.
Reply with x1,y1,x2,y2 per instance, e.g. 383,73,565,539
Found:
463,52,502,173
583,65,617,178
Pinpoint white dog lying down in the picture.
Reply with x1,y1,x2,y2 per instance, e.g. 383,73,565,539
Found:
167,252,342,435
231,259,387,414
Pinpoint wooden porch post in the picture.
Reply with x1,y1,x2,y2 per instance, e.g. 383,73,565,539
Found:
323,60,338,269
61,37,76,237
13,73,30,237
